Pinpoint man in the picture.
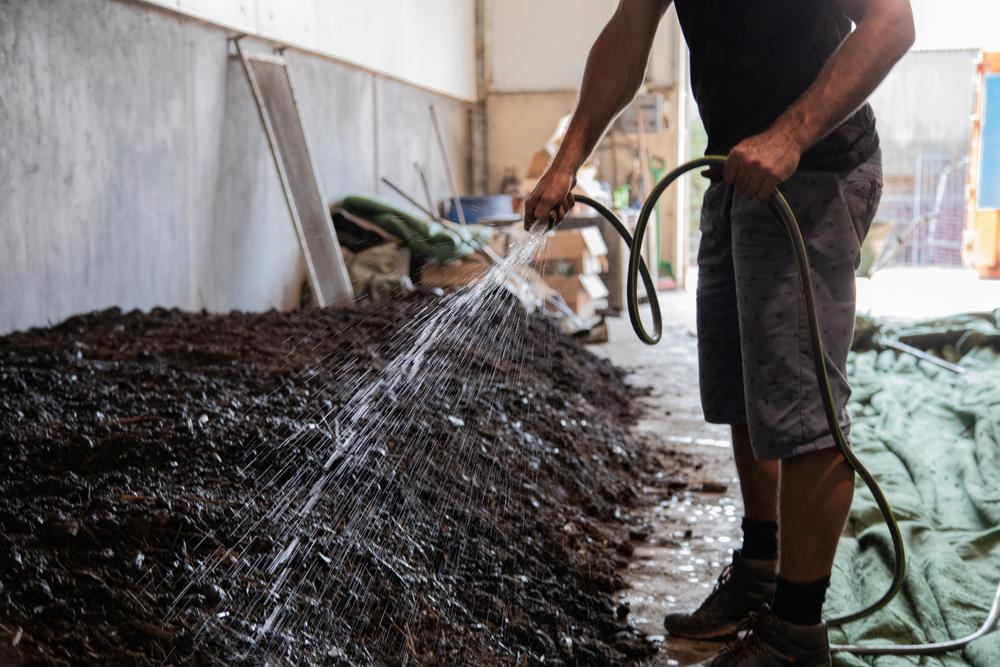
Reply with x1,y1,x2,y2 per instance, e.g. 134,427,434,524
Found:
524,1,914,665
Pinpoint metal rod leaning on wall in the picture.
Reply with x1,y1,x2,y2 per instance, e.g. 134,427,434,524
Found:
414,163,440,221
429,104,468,225
380,177,438,220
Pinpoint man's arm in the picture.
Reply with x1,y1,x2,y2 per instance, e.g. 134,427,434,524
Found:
726,0,915,200
523,0,673,230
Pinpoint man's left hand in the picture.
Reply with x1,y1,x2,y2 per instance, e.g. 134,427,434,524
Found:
724,129,802,201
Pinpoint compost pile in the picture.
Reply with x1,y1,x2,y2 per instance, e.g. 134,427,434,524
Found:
0,293,658,666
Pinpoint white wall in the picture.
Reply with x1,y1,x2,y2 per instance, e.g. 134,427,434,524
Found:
488,0,675,92
142,0,478,100
869,49,978,174
910,0,1000,51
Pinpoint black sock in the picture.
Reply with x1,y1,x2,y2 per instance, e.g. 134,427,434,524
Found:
772,576,831,625
740,517,778,560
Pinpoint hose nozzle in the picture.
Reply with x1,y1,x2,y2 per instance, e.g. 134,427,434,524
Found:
526,211,559,235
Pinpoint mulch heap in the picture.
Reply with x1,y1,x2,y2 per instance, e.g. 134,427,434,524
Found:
0,292,661,666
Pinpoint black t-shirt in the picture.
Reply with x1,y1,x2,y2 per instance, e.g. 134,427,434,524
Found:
675,0,879,171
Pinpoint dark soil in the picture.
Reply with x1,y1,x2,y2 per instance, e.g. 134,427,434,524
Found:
0,292,663,666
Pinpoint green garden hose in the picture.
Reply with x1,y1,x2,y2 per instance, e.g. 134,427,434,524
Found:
573,155,916,642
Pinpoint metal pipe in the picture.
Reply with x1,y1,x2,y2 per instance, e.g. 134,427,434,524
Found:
832,579,1000,655
414,163,440,221
874,335,967,375
429,104,467,225
380,177,437,220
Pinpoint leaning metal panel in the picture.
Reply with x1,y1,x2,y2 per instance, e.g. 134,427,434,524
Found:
236,41,353,307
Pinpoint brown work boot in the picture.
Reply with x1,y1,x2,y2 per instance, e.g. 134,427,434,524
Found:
695,606,832,666
662,550,776,640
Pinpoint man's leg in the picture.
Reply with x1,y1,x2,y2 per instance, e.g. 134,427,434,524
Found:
719,424,851,628
689,450,855,666
732,423,778,523
773,447,854,624
780,448,854,581
662,434,781,641
732,423,780,563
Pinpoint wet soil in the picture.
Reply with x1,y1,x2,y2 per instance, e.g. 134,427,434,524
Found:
0,293,672,666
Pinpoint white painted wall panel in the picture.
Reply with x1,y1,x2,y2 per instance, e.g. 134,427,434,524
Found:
910,0,1000,51
647,8,678,88
489,0,610,92
160,0,258,29
489,0,675,92
869,49,978,174
143,0,478,100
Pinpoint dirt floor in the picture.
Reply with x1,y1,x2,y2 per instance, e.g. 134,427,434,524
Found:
590,293,742,667
0,291,704,666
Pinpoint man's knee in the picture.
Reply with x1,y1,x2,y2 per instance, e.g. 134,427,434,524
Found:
781,445,852,479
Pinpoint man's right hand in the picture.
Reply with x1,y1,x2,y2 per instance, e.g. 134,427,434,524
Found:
522,167,576,232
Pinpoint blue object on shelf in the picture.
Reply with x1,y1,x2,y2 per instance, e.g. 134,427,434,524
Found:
979,73,1000,210
446,195,515,223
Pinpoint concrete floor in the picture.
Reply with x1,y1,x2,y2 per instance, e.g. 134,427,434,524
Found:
589,291,742,667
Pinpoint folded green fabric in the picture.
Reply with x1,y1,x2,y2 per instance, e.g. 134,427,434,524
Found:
337,195,492,263
829,315,1000,666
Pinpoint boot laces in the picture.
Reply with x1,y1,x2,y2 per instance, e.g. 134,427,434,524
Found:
715,563,735,590
699,562,734,607
712,612,798,666
711,613,765,666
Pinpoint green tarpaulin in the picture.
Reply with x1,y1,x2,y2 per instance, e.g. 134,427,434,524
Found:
336,195,493,263
828,312,1000,666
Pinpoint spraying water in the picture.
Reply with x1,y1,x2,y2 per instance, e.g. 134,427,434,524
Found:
155,233,555,662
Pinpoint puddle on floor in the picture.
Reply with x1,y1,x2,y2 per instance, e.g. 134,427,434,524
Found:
619,450,742,667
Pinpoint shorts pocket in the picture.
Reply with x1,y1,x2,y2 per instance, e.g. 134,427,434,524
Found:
844,170,882,244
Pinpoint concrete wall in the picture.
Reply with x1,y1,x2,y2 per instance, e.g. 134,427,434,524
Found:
0,0,472,334
488,0,675,92
869,49,978,174
140,0,478,100
909,0,1000,52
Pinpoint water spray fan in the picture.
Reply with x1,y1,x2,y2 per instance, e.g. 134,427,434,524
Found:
557,155,1000,655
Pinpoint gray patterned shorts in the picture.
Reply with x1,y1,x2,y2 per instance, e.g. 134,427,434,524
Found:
696,149,883,461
